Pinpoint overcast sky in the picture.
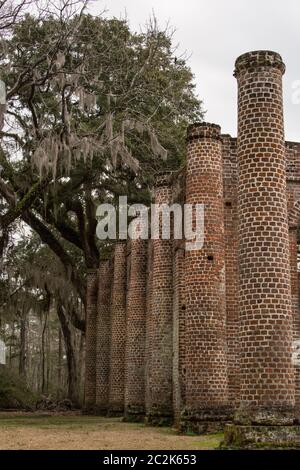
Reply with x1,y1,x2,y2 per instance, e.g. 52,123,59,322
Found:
89,0,300,141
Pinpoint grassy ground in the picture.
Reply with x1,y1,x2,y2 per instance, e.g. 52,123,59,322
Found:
0,412,223,450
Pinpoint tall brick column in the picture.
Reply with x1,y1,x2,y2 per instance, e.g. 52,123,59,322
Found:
95,259,112,414
124,238,147,421
145,241,153,418
181,122,229,434
234,51,294,422
172,243,186,426
108,242,127,416
83,269,98,412
289,228,300,409
146,175,174,425
222,136,240,407
223,51,300,448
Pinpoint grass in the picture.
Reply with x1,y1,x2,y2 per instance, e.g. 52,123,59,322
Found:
0,413,224,449
0,414,121,429
192,433,224,450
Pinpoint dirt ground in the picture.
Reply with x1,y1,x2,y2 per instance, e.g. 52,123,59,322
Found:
0,412,222,450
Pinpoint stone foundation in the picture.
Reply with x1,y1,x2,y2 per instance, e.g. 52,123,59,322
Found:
222,424,300,449
180,406,233,434
146,406,173,427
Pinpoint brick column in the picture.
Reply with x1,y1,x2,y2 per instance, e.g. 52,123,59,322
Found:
181,122,229,434
222,136,240,408
108,242,127,416
146,175,174,425
289,228,300,409
124,238,147,421
95,259,112,414
172,243,186,427
145,240,153,418
224,50,300,449
84,269,98,412
233,51,294,425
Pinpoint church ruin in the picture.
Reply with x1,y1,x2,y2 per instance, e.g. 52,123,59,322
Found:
84,51,300,447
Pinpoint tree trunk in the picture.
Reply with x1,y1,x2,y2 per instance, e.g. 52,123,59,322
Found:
19,312,27,379
56,297,79,405
41,313,47,394
9,321,15,367
46,319,51,392
57,327,62,399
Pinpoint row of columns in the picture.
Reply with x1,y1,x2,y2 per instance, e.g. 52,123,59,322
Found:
84,51,300,441
84,187,175,422
182,51,299,433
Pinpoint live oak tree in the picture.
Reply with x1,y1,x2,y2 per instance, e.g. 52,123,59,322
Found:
0,1,203,403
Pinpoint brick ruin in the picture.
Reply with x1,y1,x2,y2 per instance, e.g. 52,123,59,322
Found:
84,51,300,446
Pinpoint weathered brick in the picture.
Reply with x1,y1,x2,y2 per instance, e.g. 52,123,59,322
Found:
234,50,294,424
124,238,147,421
146,175,174,425
95,259,112,414
83,51,300,440
108,242,127,416
83,269,98,412
181,122,229,434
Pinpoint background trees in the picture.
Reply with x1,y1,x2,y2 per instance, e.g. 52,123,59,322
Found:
0,0,203,404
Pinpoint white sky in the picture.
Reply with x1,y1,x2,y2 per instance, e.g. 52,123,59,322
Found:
89,0,300,142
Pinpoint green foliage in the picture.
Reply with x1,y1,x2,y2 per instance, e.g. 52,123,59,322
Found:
0,366,38,409
1,11,203,190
